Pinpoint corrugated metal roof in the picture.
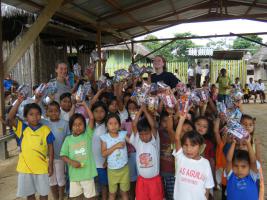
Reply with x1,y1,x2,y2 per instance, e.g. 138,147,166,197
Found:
2,0,267,44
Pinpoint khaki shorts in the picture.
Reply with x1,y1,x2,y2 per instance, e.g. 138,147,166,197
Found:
49,159,66,187
70,179,96,198
107,164,130,193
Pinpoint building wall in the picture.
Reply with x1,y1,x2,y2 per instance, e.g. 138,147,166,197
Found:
3,36,67,90
254,65,267,81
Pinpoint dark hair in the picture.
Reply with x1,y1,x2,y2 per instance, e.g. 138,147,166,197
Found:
125,100,138,122
233,150,250,164
194,116,214,141
160,111,169,124
105,113,121,127
241,114,255,123
32,84,39,91
23,103,42,118
69,113,86,133
184,119,194,129
91,101,108,123
181,130,204,146
60,92,72,102
220,68,227,74
47,101,60,111
137,118,151,133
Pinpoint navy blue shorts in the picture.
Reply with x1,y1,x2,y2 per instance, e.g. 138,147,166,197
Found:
97,168,108,186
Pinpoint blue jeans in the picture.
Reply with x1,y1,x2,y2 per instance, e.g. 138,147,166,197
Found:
218,94,230,103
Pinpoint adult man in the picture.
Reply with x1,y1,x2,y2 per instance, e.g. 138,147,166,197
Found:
255,79,266,103
248,78,257,103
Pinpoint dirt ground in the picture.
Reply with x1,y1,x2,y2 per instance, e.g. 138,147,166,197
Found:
0,103,267,200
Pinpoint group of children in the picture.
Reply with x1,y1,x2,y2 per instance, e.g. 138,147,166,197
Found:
5,66,264,200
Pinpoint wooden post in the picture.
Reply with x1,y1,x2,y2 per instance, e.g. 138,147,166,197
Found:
131,40,134,63
3,0,64,77
97,28,102,79
0,0,8,160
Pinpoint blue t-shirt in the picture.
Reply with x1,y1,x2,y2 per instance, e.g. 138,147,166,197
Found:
4,79,13,91
42,119,70,159
226,170,259,200
100,131,128,169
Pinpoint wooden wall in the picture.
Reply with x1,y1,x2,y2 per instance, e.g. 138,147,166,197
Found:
2,36,67,89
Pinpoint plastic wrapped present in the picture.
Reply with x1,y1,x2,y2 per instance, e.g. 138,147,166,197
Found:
35,83,47,95
225,97,234,109
129,63,142,77
144,66,154,74
76,85,85,102
83,81,92,96
178,94,191,114
43,96,53,105
47,81,57,95
85,64,95,77
147,96,159,113
161,91,177,108
90,50,99,62
73,63,82,78
113,69,130,82
17,84,31,98
157,81,169,90
150,83,158,95
189,90,201,106
227,120,249,140
133,87,146,106
216,101,227,114
176,82,188,96
194,88,209,103
227,108,243,122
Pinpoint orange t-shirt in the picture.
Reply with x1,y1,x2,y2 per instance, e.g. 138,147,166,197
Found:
216,141,227,186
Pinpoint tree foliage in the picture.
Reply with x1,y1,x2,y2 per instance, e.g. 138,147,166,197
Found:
142,33,197,62
233,35,263,54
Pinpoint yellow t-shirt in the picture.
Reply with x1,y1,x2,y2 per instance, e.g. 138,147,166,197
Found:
14,120,54,174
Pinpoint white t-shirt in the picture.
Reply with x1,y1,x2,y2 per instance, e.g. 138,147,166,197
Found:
173,149,214,200
188,68,194,77
196,65,202,75
60,108,70,121
130,132,160,178
119,109,128,124
92,123,107,168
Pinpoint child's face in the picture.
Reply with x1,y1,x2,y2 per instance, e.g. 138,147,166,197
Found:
233,160,250,178
107,117,120,134
160,116,168,129
26,109,41,127
72,118,85,136
182,123,193,135
108,100,118,113
93,107,106,123
195,119,208,135
128,102,137,113
139,130,152,143
47,105,60,121
241,118,254,134
182,139,200,159
60,97,72,112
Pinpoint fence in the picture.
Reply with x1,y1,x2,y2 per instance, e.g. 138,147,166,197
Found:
105,60,247,86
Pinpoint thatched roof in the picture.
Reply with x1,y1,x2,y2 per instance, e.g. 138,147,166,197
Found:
102,43,154,59
249,46,267,65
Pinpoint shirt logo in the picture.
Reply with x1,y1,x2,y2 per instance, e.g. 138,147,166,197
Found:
139,153,153,168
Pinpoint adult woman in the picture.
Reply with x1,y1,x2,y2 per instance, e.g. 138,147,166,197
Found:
50,61,72,102
151,55,179,88
216,68,231,102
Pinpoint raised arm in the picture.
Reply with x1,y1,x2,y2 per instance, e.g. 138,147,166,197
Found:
214,118,222,145
132,106,144,134
115,82,125,112
246,137,258,173
89,88,105,108
175,115,186,151
81,101,94,129
143,106,156,137
7,96,24,127
166,108,176,143
226,140,236,174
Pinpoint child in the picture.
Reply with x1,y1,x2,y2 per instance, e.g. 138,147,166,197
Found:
130,105,163,200
121,100,139,199
91,101,108,200
59,93,74,121
100,113,130,200
60,102,97,199
7,97,55,200
226,138,259,200
42,101,69,200
173,114,214,200
243,84,250,104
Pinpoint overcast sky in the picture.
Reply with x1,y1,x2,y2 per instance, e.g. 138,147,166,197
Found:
137,19,267,46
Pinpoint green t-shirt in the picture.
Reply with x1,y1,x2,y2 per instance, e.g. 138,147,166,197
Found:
218,76,231,95
60,127,97,181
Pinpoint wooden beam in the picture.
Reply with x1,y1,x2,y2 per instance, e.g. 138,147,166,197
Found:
244,0,258,15
98,0,164,21
227,0,267,9
131,40,134,63
97,28,102,78
0,0,8,160
4,0,64,76
104,0,149,32
168,0,179,20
